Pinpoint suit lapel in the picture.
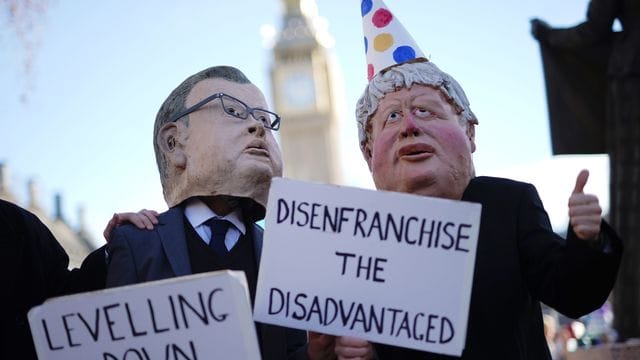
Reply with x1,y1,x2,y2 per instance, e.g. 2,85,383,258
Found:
157,207,191,276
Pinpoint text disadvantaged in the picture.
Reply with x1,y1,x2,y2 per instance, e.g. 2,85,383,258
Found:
29,271,260,360
255,178,481,356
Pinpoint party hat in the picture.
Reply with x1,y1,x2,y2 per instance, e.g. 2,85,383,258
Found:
361,0,427,81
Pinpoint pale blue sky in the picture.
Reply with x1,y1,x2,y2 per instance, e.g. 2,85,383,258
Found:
0,0,609,246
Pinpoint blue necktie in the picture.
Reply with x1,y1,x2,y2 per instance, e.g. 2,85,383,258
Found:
205,218,231,256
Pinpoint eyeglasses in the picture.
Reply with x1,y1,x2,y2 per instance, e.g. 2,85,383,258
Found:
168,93,281,130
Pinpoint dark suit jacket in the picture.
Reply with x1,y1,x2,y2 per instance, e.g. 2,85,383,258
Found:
0,199,106,360
106,206,308,360
375,177,623,359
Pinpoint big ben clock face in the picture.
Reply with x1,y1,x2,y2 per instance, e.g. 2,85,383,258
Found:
282,71,316,110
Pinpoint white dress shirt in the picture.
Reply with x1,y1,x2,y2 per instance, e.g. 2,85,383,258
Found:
183,197,247,251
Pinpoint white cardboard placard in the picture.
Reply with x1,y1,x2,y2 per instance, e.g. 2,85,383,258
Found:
254,178,481,356
29,270,260,360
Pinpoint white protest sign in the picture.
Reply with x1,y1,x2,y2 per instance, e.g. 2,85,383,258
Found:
29,270,260,360
254,178,481,356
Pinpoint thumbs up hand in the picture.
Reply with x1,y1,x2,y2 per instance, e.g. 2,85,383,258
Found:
568,170,602,241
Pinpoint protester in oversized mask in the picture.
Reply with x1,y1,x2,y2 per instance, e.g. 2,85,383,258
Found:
105,66,312,360
311,1,623,359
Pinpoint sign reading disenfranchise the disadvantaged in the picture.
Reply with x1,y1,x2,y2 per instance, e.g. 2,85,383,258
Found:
28,270,260,360
254,178,482,356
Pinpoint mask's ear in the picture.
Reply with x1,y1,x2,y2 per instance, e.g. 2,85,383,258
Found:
158,122,187,169
362,140,373,172
466,123,476,153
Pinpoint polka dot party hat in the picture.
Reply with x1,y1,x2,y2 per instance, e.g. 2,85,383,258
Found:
361,0,427,81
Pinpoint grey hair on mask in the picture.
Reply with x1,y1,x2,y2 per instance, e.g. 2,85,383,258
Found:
355,61,478,151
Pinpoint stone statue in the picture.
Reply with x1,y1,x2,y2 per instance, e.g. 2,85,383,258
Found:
532,0,640,341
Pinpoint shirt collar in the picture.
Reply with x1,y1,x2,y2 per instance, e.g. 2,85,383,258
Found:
183,197,246,235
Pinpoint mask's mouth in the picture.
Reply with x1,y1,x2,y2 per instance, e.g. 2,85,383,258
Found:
398,143,435,158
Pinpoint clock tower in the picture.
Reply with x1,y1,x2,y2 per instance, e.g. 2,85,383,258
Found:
270,0,343,184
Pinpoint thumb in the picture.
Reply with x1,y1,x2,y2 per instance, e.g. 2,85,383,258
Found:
572,169,589,195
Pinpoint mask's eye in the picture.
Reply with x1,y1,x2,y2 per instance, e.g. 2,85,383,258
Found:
413,107,433,118
253,111,271,126
386,110,402,123
225,104,246,117
221,95,248,118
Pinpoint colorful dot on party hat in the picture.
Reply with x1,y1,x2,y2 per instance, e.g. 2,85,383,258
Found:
374,33,394,52
361,0,373,16
372,8,393,28
360,0,426,81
